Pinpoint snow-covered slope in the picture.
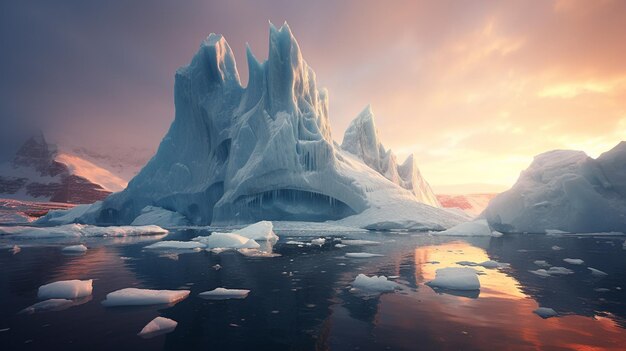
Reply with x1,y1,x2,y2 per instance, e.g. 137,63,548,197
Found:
0,134,113,204
341,106,440,207
43,23,464,230
483,142,626,233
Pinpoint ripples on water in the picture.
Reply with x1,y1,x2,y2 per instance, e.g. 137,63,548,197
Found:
1,229,625,350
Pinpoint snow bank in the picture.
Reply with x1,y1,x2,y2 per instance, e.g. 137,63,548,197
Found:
534,307,558,319
345,253,384,258
435,219,492,236
20,299,74,314
131,206,189,227
138,317,178,338
144,241,206,250
191,233,260,250
198,288,250,300
563,258,584,265
426,267,480,290
38,279,93,299
351,274,399,293
234,221,278,241
102,288,190,306
62,244,88,253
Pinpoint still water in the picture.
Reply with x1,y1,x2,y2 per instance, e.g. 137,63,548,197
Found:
1,229,625,350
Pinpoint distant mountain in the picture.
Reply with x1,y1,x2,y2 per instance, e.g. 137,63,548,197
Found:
436,193,497,217
0,133,125,204
62,145,153,182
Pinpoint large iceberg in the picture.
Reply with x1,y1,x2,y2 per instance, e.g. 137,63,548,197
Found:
39,23,463,230
483,142,626,233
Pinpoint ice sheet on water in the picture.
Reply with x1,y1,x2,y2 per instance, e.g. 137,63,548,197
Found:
426,267,480,291
19,299,74,314
588,267,608,276
351,274,399,294
191,233,260,250
38,279,93,299
340,239,381,246
198,288,250,300
62,244,88,253
563,258,584,265
0,224,167,239
529,266,574,277
102,288,190,306
144,241,206,250
345,252,384,258
138,317,178,338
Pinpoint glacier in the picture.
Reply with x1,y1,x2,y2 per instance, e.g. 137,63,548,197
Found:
37,23,464,230
483,142,626,233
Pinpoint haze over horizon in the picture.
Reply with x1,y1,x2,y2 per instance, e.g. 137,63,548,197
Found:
2,0,625,193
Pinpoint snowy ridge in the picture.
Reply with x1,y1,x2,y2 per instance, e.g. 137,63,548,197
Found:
483,142,626,233
41,23,464,230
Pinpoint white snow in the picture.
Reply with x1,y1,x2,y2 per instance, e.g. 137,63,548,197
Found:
62,244,88,253
435,219,492,236
102,288,190,306
351,274,399,293
138,317,178,338
198,288,250,300
588,267,608,276
426,267,480,291
484,143,626,233
144,241,206,250
191,233,260,250
534,307,558,319
38,279,93,299
131,206,189,227
563,258,584,265
20,299,74,314
234,221,278,241
345,252,384,258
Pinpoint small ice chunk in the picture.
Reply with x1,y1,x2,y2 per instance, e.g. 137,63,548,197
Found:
334,243,347,248
534,307,558,319
435,219,492,236
534,260,550,267
345,253,384,258
11,245,20,254
456,261,478,267
212,264,222,270
285,240,307,245
311,238,326,246
563,258,584,265
546,229,568,235
551,245,563,251
588,267,608,276
20,299,74,314
235,221,278,241
427,267,480,291
351,274,399,293
595,288,610,292
340,239,381,246
62,244,88,253
192,233,260,249
102,288,189,306
144,241,206,250
530,266,574,277
491,231,503,237
479,260,509,269
198,288,250,300
38,279,93,299
137,317,178,338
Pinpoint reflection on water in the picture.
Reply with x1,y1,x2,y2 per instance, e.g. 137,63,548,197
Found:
0,230,625,350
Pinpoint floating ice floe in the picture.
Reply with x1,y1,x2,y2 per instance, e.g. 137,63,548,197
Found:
545,229,569,235
456,260,508,269
345,252,384,258
491,231,503,237
131,206,189,227
102,288,190,306
234,221,278,241
588,267,608,276
551,245,563,251
334,243,347,248
434,219,492,236
529,266,574,277
311,238,326,246
563,258,584,265
11,245,20,254
534,307,558,319
533,260,551,267
38,279,93,299
0,224,168,239
19,299,74,314
426,267,480,291
62,244,88,253
144,241,206,250
351,274,399,294
340,239,381,246
198,288,250,300
138,317,178,338
191,233,260,250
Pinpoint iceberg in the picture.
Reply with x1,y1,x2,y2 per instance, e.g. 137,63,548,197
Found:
38,23,464,231
233,220,278,241
101,288,190,306
138,317,178,338
62,244,88,253
483,142,626,233
38,279,93,299
351,274,399,293
191,232,260,250
198,288,250,300
435,219,492,236
426,267,480,291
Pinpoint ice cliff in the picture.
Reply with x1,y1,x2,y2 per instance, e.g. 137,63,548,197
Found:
43,23,464,230
483,142,626,233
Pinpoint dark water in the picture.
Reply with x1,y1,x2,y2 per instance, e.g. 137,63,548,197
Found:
1,229,626,350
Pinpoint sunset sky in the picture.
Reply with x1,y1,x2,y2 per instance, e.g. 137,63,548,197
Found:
2,0,625,192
